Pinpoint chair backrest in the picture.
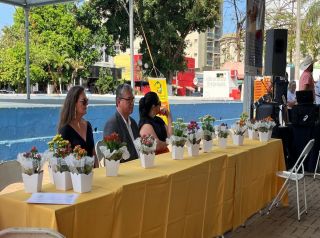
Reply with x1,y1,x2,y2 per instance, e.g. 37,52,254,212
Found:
292,139,315,173
95,140,105,167
0,160,22,191
0,227,65,238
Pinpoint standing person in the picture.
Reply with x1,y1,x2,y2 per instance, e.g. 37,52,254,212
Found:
58,85,98,167
299,55,315,94
139,92,172,154
103,84,139,162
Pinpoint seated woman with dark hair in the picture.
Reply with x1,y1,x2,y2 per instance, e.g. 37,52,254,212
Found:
139,92,172,154
58,85,99,167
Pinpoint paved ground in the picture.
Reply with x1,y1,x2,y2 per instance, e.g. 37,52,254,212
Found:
225,175,320,238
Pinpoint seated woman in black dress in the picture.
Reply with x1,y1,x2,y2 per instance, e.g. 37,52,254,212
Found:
57,86,98,167
139,92,172,154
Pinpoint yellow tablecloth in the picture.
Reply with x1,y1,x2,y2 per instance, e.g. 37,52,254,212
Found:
0,139,286,238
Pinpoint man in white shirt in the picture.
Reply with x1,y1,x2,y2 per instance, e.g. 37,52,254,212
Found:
103,84,139,162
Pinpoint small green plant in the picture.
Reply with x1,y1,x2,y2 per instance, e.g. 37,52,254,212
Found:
200,115,216,141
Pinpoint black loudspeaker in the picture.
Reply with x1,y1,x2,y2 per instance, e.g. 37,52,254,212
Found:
291,104,319,126
296,90,314,104
264,29,288,77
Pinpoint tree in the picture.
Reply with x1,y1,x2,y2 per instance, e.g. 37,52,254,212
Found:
95,68,122,94
79,0,221,84
0,4,110,92
301,1,320,59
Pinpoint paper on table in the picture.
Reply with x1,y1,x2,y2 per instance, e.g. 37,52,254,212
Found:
27,193,79,205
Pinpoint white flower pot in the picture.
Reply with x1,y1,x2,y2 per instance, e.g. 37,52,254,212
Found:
259,131,269,142
140,153,155,168
105,159,120,176
71,172,93,193
218,137,227,149
268,130,272,140
187,143,200,156
53,171,72,191
232,135,244,146
172,146,184,160
22,171,43,193
248,129,258,140
48,164,54,184
203,140,213,153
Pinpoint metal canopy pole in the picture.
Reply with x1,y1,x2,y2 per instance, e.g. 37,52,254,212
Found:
129,0,135,90
25,6,30,100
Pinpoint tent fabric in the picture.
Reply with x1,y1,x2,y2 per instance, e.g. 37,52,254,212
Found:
0,0,74,7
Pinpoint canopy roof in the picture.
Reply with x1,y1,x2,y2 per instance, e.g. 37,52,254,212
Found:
0,0,74,7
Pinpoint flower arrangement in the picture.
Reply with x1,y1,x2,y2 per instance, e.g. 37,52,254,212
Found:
17,146,45,175
47,134,72,173
230,120,247,136
99,132,130,161
135,134,157,155
199,114,216,141
65,146,95,175
187,121,202,144
216,123,229,138
256,117,276,133
240,112,249,122
48,134,72,158
170,118,187,147
246,119,258,131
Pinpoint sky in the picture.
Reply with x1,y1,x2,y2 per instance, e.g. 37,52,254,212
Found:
0,1,246,34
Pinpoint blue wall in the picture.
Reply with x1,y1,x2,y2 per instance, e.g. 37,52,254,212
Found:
0,102,242,161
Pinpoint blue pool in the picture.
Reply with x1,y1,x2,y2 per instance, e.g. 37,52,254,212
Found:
0,102,242,161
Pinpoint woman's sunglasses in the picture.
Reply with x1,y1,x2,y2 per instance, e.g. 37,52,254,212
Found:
79,98,89,106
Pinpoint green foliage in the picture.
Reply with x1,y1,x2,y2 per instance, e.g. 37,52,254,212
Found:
301,1,320,58
266,0,320,63
0,4,112,92
95,68,123,94
80,0,220,83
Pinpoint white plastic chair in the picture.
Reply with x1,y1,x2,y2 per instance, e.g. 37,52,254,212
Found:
0,160,22,191
95,140,105,167
313,150,320,179
0,227,65,238
268,139,315,221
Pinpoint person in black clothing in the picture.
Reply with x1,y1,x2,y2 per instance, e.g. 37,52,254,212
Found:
139,92,172,154
58,85,98,167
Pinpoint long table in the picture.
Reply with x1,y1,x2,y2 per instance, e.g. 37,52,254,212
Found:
0,139,286,238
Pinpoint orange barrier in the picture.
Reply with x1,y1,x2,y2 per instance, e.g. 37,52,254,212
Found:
254,77,272,101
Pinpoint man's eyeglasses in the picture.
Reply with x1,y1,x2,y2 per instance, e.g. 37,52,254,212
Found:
79,98,89,105
120,97,135,103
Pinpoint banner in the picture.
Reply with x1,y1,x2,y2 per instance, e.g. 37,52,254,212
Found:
148,77,170,124
245,0,265,76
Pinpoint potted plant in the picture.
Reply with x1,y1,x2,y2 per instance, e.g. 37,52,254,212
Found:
169,118,187,160
135,135,157,168
47,134,72,190
246,119,258,140
186,121,202,156
17,146,45,193
230,120,247,146
256,118,276,142
199,115,215,152
65,145,95,193
99,132,130,176
216,124,229,149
